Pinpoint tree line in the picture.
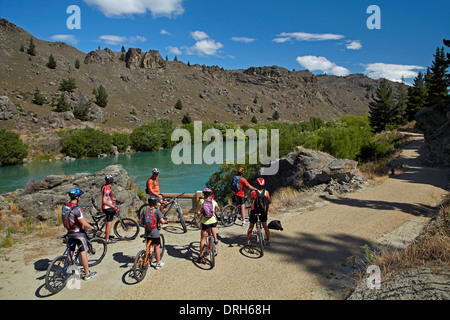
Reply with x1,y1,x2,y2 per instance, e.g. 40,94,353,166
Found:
369,40,449,133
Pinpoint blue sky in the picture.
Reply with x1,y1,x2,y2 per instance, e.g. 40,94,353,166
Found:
2,0,449,83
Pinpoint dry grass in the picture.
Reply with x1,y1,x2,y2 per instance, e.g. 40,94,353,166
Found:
269,186,315,214
367,193,450,276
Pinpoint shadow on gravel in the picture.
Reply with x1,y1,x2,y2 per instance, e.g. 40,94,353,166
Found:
319,195,435,217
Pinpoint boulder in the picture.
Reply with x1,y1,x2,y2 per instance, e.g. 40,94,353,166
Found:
8,165,144,222
0,96,17,120
259,148,370,196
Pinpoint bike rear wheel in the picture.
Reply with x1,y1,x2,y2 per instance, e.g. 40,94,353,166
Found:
257,226,264,257
45,255,69,294
208,235,215,268
114,218,140,240
87,238,107,267
221,204,238,227
177,207,187,233
133,249,148,282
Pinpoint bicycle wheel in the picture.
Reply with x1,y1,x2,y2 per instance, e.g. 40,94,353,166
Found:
45,255,69,294
177,207,187,233
194,211,202,229
114,218,140,240
137,203,149,220
87,238,107,267
257,227,264,257
133,249,148,283
221,204,238,227
208,235,215,268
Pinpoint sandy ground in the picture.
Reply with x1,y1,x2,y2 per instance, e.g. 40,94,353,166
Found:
0,133,448,300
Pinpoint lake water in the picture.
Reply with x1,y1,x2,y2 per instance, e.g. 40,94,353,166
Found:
0,140,256,195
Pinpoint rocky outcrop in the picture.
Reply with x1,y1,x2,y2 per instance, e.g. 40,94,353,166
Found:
259,148,371,196
0,165,144,222
84,48,116,65
125,48,165,69
415,98,450,167
0,96,17,120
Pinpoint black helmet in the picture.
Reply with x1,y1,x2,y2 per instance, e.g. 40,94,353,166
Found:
148,196,158,204
105,174,114,184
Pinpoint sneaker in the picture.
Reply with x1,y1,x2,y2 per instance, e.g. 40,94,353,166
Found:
245,240,251,247
106,239,116,244
265,240,271,247
196,257,206,264
83,271,97,280
155,262,164,270
242,221,248,226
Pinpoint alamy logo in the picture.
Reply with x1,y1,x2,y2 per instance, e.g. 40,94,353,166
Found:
66,264,81,290
366,265,381,290
366,5,381,30
171,121,280,175
67,5,81,30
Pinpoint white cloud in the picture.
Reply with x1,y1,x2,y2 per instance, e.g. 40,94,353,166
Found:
99,35,147,46
184,31,223,56
191,31,209,41
363,63,425,83
160,29,171,36
188,39,223,56
50,34,79,45
296,55,351,76
274,32,344,43
346,40,362,50
230,37,256,43
83,0,184,18
167,46,182,55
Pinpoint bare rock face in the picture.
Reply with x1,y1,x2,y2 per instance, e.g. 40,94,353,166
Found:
415,98,450,167
3,165,144,222
84,48,115,65
125,48,165,69
0,96,17,120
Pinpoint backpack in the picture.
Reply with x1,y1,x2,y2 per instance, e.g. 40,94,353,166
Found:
143,207,157,232
268,220,283,231
253,190,269,214
231,176,241,193
201,200,214,218
61,204,78,230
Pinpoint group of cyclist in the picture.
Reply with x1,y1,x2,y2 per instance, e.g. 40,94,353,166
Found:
62,166,272,281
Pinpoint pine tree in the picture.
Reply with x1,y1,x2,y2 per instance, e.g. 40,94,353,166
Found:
56,93,71,112
75,58,80,69
27,37,36,56
32,88,47,105
368,79,396,133
272,110,280,120
93,85,108,107
182,112,192,124
406,72,428,121
425,47,449,106
174,99,183,110
46,54,56,69
394,82,408,125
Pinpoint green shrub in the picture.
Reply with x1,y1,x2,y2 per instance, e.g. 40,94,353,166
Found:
60,128,113,158
112,133,131,153
0,129,28,166
59,78,77,93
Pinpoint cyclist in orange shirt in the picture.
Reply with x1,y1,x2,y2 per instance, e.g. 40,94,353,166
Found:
146,168,169,209
232,167,257,226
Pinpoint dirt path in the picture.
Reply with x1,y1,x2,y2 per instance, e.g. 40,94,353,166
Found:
0,133,448,300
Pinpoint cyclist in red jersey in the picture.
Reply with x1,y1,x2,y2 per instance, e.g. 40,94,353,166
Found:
101,174,122,244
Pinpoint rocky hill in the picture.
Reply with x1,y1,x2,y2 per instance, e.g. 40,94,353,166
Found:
0,17,403,138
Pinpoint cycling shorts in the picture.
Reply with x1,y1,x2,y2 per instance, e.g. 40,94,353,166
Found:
67,232,88,252
249,209,268,224
103,208,116,222
201,222,217,231
232,194,245,205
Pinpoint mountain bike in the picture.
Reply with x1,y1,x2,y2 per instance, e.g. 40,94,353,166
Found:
44,233,107,294
133,222,166,282
253,213,265,256
220,194,252,227
84,201,140,240
204,227,217,268
137,193,187,233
